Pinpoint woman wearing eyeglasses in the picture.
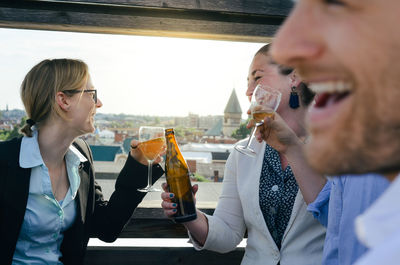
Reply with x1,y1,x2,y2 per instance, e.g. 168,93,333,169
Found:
0,59,164,265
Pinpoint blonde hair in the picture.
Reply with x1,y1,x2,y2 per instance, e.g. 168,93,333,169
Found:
20,59,89,137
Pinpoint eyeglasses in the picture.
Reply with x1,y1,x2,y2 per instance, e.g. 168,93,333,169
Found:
62,89,97,104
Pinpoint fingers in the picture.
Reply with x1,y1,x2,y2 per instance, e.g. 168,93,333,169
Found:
256,116,275,142
153,154,164,164
130,140,140,150
256,112,299,151
160,189,174,200
129,139,147,164
159,144,167,157
192,184,199,195
156,141,166,165
263,127,272,141
160,182,199,219
161,199,177,218
252,105,263,112
161,182,169,192
262,115,288,137
255,126,270,142
160,183,177,218
130,139,165,165
246,119,255,129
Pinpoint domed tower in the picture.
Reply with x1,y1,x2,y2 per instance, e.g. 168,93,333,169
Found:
223,89,242,137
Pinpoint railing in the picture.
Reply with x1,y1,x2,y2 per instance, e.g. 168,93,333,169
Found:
84,207,245,265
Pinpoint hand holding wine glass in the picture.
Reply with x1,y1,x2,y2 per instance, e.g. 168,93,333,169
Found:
235,84,281,157
137,126,166,192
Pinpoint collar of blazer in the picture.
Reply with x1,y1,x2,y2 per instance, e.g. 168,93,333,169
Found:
0,137,32,263
72,138,93,223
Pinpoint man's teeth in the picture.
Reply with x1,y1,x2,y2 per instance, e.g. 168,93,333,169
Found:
309,82,352,94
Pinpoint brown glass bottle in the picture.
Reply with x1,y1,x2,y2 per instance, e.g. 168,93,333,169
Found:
165,128,197,223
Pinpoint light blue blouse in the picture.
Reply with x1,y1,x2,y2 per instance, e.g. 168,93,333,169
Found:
12,130,86,264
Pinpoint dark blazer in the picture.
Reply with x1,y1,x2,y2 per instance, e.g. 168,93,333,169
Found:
0,137,164,265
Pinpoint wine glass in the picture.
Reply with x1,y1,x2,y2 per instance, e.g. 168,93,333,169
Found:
235,84,282,157
137,126,166,192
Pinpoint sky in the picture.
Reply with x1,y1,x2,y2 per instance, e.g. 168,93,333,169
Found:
0,28,265,119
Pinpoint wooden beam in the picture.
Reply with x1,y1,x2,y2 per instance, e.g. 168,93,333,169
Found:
53,0,293,16
87,207,246,264
0,0,293,42
85,247,244,265
120,208,215,238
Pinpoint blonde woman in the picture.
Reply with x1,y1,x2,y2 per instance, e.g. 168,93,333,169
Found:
0,59,164,265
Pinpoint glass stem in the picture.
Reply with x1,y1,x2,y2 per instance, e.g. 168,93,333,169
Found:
147,160,153,187
244,125,257,149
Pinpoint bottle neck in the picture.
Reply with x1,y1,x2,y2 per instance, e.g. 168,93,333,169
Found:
165,132,188,170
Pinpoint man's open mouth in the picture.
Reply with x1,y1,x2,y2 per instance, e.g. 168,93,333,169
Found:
309,81,352,108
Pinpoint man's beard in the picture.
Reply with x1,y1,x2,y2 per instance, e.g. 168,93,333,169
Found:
304,110,400,176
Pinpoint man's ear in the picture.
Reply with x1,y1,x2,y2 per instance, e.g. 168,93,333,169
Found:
55,91,71,111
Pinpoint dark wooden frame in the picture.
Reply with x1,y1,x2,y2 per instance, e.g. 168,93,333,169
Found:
0,0,293,42
121,208,215,238
85,247,245,265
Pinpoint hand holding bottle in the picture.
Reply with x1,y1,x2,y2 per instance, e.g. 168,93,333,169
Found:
164,128,197,222
160,182,198,219
161,181,209,246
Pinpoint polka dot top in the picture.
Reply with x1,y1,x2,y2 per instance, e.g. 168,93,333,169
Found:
259,144,299,249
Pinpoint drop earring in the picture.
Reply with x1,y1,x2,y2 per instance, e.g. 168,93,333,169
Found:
289,86,300,109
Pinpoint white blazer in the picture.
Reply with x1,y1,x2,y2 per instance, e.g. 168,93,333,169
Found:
192,140,325,265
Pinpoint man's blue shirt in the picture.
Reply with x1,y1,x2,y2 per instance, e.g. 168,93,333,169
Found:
307,174,389,265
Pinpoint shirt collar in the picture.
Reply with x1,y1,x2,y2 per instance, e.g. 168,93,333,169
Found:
19,130,88,169
355,173,400,248
20,129,44,168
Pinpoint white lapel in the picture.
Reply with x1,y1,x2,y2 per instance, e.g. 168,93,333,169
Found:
236,140,279,251
281,190,305,242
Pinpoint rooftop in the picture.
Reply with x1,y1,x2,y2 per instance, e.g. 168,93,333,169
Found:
205,119,223,136
224,89,242,114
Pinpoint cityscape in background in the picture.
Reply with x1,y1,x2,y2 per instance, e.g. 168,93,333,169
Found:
0,89,250,182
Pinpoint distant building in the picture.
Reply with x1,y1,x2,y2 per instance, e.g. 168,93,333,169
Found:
199,115,223,130
187,113,199,128
0,121,13,131
203,119,237,144
108,127,138,143
90,145,124,161
0,108,25,126
180,142,234,179
173,116,187,127
174,113,201,128
223,89,242,137
204,119,223,138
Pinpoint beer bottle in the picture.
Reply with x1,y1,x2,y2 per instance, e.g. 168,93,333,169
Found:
165,128,197,223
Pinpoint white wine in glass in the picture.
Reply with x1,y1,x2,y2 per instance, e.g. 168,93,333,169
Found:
252,111,275,124
235,84,281,157
137,126,166,192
